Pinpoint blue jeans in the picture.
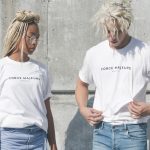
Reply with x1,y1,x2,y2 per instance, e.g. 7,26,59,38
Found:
93,122,147,150
0,125,47,150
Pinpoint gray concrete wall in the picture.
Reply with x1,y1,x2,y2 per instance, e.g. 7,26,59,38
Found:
0,0,150,149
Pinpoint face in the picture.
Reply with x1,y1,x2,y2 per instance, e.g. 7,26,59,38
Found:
18,23,40,55
106,21,129,49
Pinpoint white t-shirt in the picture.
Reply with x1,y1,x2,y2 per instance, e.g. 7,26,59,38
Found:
79,37,150,124
0,56,52,132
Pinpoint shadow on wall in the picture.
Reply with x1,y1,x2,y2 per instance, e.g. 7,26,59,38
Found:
65,97,94,150
64,97,150,150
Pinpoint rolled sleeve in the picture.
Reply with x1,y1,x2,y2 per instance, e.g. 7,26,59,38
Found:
79,51,93,84
43,68,53,101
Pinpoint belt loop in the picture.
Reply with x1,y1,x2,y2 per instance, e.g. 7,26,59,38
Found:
44,136,47,150
101,121,104,129
124,122,129,135
124,122,127,130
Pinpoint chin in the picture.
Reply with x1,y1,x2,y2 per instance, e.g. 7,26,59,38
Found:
29,49,35,54
28,52,34,55
111,43,120,48
110,44,117,49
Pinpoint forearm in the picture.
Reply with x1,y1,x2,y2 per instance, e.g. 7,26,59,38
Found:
45,99,57,150
47,120,57,150
75,78,103,125
47,112,56,146
145,102,150,115
75,78,89,109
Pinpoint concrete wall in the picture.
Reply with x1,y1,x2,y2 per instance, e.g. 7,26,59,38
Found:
0,0,150,149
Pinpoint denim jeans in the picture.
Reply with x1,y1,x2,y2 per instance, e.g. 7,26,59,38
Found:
93,122,147,150
0,125,47,150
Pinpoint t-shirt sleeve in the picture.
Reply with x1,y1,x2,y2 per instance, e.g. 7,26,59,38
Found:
79,50,93,84
43,67,53,101
145,45,150,81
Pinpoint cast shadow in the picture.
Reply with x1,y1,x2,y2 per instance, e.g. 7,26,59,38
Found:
64,97,94,150
64,97,150,150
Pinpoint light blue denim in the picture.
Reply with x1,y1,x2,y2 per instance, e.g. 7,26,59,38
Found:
93,122,147,150
0,125,47,150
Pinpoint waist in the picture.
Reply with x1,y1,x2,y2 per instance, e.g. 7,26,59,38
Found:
102,112,150,125
0,114,48,132
95,121,147,130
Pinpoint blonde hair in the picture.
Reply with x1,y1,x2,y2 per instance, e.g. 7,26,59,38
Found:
93,0,133,36
3,10,40,57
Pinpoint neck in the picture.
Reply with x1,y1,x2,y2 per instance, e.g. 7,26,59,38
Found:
116,35,131,49
9,51,29,62
121,35,131,49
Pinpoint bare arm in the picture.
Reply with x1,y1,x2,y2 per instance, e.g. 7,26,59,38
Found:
45,98,57,150
128,101,150,118
75,78,89,109
75,78,103,125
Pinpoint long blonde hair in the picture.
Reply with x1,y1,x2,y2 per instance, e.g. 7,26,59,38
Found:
93,0,133,36
3,10,40,57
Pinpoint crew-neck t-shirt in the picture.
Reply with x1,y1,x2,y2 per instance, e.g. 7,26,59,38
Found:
79,38,150,124
0,56,52,131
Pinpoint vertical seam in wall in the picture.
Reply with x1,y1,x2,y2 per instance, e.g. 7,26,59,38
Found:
47,0,49,66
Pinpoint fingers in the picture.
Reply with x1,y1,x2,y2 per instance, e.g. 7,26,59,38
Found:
89,109,102,118
131,114,141,119
79,107,103,126
87,108,103,126
89,120,99,126
132,101,141,106
89,108,103,120
88,114,103,122
128,102,141,115
91,108,102,114
128,101,144,118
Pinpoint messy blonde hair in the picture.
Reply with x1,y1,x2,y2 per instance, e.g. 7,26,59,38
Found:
93,0,133,36
3,10,40,57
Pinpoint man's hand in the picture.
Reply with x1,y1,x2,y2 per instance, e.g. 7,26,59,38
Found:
128,101,150,119
79,107,103,126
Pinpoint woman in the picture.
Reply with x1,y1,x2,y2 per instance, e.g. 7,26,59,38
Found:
0,10,57,150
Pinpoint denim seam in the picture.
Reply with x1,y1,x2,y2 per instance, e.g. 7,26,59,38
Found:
27,129,31,150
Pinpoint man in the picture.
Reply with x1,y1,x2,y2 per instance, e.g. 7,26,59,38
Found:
75,0,150,149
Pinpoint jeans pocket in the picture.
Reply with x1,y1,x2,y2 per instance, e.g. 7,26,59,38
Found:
93,122,104,135
2,128,16,133
126,124,147,140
